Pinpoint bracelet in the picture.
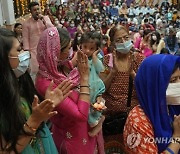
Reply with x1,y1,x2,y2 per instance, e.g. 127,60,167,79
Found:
23,126,36,136
24,122,37,135
80,85,90,88
171,138,180,144
80,92,90,95
166,147,174,154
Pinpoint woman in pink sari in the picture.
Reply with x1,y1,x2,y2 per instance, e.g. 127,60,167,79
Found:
35,27,104,154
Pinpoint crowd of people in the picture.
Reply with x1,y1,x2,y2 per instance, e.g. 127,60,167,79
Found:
0,0,180,153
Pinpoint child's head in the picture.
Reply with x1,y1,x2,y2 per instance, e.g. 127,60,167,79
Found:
80,31,101,57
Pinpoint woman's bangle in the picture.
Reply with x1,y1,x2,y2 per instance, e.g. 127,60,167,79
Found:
80,92,90,95
166,147,174,154
80,85,90,88
24,122,37,135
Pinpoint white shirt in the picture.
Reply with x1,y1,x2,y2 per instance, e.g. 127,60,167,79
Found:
128,18,138,25
128,8,135,16
135,7,142,16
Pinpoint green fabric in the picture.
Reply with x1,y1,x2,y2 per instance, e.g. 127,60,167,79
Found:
21,98,58,154
50,6,56,14
88,58,105,125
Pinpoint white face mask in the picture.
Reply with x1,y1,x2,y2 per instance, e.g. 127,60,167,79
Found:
115,40,133,54
70,24,75,27
77,36,81,41
152,35,157,41
13,51,30,78
102,40,106,45
166,82,180,105
55,20,59,25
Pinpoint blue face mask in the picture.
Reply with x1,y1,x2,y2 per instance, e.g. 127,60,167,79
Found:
115,40,133,54
13,51,30,78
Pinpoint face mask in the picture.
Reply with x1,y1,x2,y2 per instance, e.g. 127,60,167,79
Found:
61,20,65,24
166,82,180,105
102,40,106,44
77,36,81,41
84,27,88,30
55,20,59,24
77,17,80,20
152,35,157,41
115,40,133,54
70,24,75,27
13,51,30,78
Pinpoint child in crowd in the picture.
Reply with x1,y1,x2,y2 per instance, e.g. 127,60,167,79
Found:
73,31,106,136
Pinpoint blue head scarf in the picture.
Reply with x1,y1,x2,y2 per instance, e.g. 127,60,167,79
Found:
135,54,180,153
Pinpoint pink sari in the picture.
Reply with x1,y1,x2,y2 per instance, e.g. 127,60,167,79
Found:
36,27,79,87
36,27,104,154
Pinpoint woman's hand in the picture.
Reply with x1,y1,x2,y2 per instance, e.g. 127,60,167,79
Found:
77,51,89,82
92,48,100,63
71,51,78,67
92,48,100,58
173,115,180,137
45,80,73,107
30,95,57,124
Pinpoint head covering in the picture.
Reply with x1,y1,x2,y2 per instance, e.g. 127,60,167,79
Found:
37,27,79,87
135,54,180,153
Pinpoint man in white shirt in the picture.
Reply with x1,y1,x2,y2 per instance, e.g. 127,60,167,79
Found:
128,3,135,18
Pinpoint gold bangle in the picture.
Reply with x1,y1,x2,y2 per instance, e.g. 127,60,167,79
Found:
80,85,90,88
80,92,90,95
24,122,37,134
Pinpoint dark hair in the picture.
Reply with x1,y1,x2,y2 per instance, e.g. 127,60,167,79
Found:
109,25,129,43
160,48,170,54
72,32,82,51
80,31,102,50
143,29,151,38
28,2,39,11
144,18,149,23
57,27,71,52
14,23,22,29
150,31,161,47
14,23,22,37
102,35,108,40
0,28,41,153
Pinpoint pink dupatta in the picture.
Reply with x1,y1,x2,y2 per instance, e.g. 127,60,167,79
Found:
37,27,79,87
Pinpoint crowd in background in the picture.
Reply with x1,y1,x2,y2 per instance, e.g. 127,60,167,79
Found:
41,0,180,55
